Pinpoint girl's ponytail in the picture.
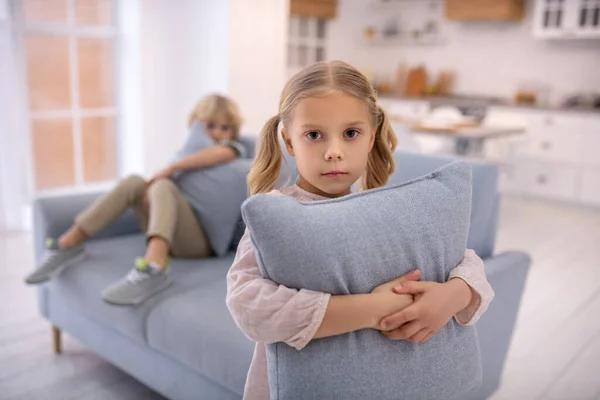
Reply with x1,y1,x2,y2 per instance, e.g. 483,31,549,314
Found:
248,115,282,195
363,105,397,190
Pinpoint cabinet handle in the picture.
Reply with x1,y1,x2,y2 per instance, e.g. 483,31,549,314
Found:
537,174,548,185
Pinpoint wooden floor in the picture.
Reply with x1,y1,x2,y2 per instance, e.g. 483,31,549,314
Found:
0,195,599,400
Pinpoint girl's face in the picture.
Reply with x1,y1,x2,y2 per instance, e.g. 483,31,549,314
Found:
205,119,234,142
282,92,376,198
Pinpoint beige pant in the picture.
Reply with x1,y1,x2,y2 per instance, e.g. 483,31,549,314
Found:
75,175,212,258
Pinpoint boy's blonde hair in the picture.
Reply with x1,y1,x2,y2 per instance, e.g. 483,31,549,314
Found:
188,94,243,139
247,60,397,195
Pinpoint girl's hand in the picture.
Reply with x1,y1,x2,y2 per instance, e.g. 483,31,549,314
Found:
369,270,421,331
379,278,473,343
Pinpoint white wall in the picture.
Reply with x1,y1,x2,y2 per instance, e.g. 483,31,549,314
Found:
140,0,289,174
0,7,31,231
227,0,289,136
140,0,230,175
327,0,600,104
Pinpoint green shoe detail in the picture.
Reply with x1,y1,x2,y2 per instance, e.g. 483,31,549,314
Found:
46,238,55,249
135,257,148,271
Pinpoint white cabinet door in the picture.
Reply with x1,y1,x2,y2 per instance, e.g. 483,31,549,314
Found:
526,113,585,164
581,168,600,205
574,0,600,38
533,0,600,38
582,115,600,167
516,161,581,202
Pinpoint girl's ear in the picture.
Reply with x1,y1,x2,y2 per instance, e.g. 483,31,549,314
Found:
281,129,295,156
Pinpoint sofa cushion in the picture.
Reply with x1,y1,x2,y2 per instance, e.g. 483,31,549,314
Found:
390,150,499,259
241,162,482,400
171,121,253,257
146,279,254,396
51,234,234,344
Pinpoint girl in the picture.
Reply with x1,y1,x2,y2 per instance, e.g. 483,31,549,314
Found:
25,94,246,306
226,61,495,399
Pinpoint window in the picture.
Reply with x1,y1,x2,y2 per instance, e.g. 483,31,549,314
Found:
18,0,119,191
287,16,328,78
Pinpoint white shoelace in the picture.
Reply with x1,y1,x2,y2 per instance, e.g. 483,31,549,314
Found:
126,268,152,284
41,249,59,264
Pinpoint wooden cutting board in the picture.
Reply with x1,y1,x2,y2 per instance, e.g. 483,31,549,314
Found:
404,66,427,97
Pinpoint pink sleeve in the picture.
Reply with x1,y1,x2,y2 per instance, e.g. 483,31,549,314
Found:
448,249,495,326
225,229,331,350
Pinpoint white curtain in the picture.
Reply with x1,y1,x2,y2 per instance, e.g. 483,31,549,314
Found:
0,0,31,231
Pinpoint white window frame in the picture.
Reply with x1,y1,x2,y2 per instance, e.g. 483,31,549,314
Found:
287,16,328,79
13,0,122,197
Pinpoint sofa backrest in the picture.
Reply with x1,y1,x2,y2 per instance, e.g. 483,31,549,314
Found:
389,151,499,259
236,137,499,259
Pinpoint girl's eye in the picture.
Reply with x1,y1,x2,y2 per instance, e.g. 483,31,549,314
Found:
344,129,360,139
306,131,322,140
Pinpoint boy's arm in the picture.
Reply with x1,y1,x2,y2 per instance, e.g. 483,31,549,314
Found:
169,145,237,172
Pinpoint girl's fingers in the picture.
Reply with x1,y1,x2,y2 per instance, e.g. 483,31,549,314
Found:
383,320,422,341
408,328,431,343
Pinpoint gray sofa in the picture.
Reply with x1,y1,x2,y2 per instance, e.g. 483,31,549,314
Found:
31,146,530,400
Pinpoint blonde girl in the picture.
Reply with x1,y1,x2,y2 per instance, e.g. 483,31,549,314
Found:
26,94,247,306
226,61,494,399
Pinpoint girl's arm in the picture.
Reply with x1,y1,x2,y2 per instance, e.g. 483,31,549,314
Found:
447,249,495,325
225,229,415,350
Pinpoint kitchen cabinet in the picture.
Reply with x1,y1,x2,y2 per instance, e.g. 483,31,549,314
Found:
486,106,600,205
533,0,600,39
445,0,524,21
290,0,337,19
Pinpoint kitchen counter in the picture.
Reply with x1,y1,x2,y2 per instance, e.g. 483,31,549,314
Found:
378,94,600,115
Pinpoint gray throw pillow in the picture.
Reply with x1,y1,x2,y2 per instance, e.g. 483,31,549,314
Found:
241,161,482,400
172,122,252,257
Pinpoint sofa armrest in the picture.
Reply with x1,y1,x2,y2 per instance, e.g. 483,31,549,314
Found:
464,250,531,399
32,191,141,262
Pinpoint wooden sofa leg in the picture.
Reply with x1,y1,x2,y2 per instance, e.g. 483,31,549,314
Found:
52,326,62,354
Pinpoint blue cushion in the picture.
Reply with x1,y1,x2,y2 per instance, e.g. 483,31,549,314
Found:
146,278,255,395
241,162,482,400
51,234,233,344
264,141,500,259
390,151,499,259
172,122,252,256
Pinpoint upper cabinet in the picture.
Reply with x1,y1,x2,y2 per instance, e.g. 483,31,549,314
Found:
533,0,600,39
289,0,337,19
445,0,525,21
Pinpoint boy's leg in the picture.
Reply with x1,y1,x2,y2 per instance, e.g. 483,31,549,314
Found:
75,174,148,237
101,178,210,306
25,175,148,285
146,180,212,259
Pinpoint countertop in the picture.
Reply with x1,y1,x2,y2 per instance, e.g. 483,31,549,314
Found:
377,94,600,115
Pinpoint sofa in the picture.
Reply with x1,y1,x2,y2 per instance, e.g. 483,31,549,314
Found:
31,142,531,400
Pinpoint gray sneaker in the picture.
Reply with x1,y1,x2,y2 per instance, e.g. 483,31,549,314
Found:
24,238,86,285
101,258,172,306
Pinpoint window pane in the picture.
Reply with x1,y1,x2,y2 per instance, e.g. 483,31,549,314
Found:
75,0,113,26
316,19,327,39
316,47,325,62
81,117,117,182
299,17,308,37
78,38,115,108
25,34,71,112
31,119,75,189
23,0,68,23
